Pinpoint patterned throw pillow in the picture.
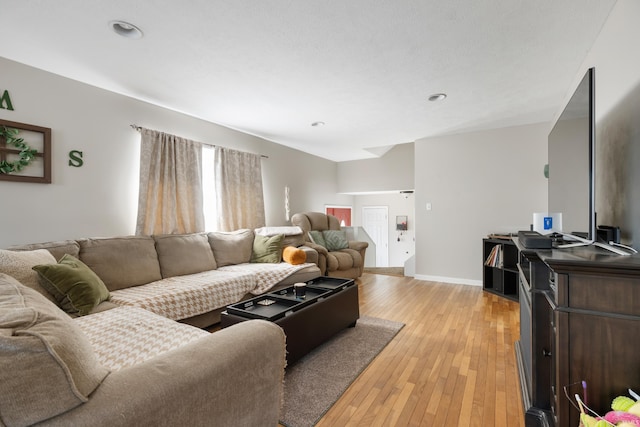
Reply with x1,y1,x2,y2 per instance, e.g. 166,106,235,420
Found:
322,230,349,251
308,230,326,248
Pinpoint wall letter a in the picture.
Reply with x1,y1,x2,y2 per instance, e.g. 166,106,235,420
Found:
0,90,14,110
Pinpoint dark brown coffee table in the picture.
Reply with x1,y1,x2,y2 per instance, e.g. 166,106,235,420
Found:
220,277,359,365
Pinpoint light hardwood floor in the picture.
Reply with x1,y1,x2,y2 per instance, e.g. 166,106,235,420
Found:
315,273,525,427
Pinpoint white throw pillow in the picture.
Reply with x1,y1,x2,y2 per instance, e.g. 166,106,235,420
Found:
0,248,57,301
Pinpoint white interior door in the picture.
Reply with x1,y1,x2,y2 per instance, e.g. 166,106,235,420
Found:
362,206,389,267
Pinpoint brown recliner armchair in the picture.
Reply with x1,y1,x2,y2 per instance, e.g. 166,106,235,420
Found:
291,212,368,279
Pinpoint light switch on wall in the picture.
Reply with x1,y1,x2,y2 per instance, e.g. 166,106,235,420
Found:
426,202,432,211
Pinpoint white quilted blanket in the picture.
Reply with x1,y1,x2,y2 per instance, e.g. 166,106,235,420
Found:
217,262,316,294
108,263,315,321
109,269,256,320
75,306,209,370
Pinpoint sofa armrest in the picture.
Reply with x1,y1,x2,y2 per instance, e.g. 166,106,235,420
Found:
305,241,328,257
348,240,369,252
40,320,286,427
298,245,319,265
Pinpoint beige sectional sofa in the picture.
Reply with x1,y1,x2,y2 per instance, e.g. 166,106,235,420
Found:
10,228,321,327
0,227,322,426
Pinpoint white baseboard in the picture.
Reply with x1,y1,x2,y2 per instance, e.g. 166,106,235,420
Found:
413,274,482,287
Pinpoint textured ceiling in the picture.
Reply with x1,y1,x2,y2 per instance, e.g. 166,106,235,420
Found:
0,0,617,161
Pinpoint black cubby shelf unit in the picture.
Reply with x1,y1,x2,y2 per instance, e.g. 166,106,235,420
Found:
482,238,519,301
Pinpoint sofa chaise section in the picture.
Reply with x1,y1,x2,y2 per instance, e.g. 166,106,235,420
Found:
0,273,286,427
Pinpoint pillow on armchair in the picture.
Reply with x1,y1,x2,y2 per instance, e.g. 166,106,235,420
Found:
308,230,326,248
322,230,349,251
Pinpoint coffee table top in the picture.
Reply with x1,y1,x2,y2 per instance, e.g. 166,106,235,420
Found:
226,276,354,321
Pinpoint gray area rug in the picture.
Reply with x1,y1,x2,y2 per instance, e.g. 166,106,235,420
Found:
280,316,405,427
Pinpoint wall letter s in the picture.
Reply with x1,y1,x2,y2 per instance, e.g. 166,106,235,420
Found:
68,150,84,167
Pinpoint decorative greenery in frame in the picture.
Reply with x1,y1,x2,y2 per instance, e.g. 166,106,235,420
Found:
0,126,38,174
0,119,51,183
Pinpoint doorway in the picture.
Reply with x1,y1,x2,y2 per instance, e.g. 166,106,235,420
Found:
362,206,389,267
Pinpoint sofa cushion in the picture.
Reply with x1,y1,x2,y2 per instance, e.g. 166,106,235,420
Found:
0,273,110,427
208,229,254,267
326,249,362,272
74,306,209,371
33,254,110,316
282,246,307,265
0,248,57,302
251,234,284,264
109,269,256,320
154,233,217,278
343,248,363,268
218,262,318,295
8,240,81,261
322,230,349,251
325,253,341,272
78,236,162,291
282,234,304,248
308,230,327,248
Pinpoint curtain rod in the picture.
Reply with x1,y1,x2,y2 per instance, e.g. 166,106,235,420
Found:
130,124,268,159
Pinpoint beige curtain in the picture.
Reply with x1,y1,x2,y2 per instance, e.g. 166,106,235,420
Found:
214,146,265,231
136,128,204,235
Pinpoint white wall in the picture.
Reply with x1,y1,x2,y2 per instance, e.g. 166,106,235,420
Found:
338,142,415,266
337,143,414,193
0,57,351,247
575,0,640,123
414,123,548,284
260,142,354,226
574,0,640,245
353,192,416,267
411,0,640,283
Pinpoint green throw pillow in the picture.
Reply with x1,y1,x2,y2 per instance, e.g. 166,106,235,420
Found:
33,254,110,316
308,230,326,248
251,234,285,264
322,230,349,251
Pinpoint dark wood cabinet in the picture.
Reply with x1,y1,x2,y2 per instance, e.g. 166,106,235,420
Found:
515,239,640,427
483,238,519,301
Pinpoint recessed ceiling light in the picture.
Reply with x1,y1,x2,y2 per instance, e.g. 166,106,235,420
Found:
428,93,447,102
109,20,143,39
311,121,325,127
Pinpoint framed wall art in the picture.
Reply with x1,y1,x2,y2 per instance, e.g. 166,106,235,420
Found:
0,119,51,183
396,215,408,230
325,205,352,226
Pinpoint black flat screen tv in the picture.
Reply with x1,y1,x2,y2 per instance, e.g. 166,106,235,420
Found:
548,67,595,242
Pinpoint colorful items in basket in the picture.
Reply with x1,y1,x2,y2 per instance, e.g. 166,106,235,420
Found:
579,389,640,426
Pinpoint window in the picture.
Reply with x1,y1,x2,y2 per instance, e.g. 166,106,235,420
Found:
202,146,217,231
